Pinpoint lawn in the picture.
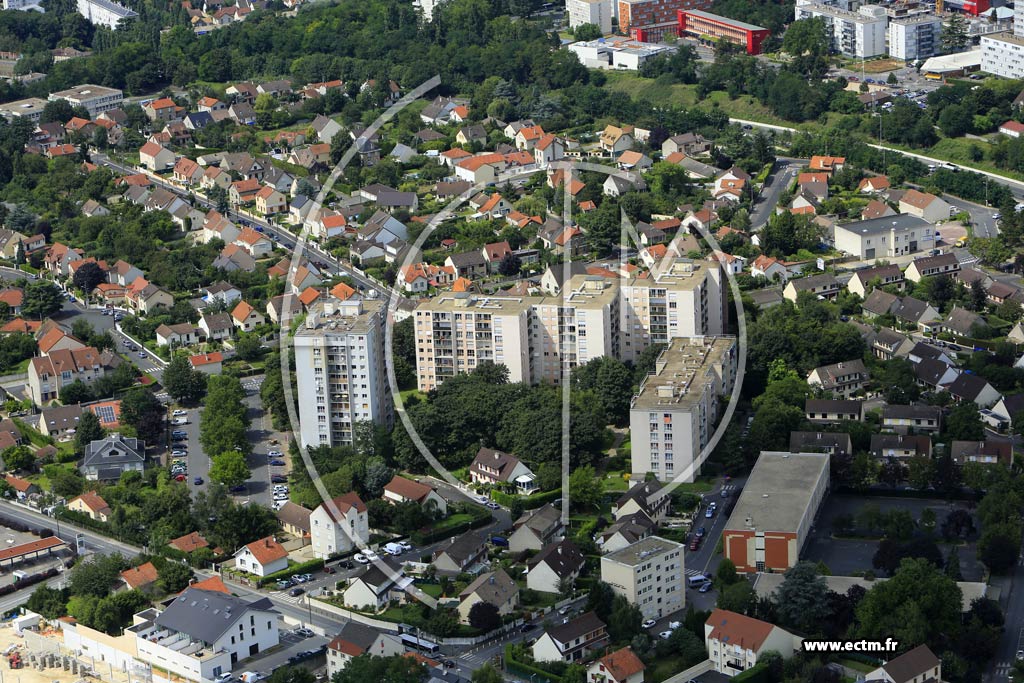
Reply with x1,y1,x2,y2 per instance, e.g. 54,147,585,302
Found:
399,388,426,404
838,659,876,674
885,137,1024,183
647,655,689,683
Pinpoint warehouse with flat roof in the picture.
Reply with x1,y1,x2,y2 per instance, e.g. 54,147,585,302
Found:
722,451,829,573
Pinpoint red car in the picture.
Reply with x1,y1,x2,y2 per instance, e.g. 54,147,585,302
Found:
323,566,336,574
689,538,701,551
174,474,186,482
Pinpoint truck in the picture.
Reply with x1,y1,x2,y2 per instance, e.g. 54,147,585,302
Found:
383,542,404,556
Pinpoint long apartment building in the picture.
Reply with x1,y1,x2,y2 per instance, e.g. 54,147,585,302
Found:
413,259,725,391
888,13,942,60
48,84,123,117
618,0,710,42
293,299,393,448
629,336,737,482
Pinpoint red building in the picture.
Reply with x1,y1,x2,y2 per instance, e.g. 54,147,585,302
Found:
677,9,771,55
943,0,989,15
618,0,711,42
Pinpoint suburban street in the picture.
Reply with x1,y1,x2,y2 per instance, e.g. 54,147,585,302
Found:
750,158,802,231
946,195,1001,239
990,545,1024,681
90,152,404,304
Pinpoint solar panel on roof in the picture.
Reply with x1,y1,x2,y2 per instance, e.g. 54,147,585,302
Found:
93,405,116,424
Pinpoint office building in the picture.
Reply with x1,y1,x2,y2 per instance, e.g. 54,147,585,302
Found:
568,0,613,34
413,260,725,391
0,97,47,123
832,213,934,259
722,452,830,573
794,1,888,58
981,32,1024,78
629,336,738,482
569,39,676,70
600,536,685,620
76,0,137,27
293,299,392,448
676,10,771,54
888,13,942,60
47,84,123,117
618,0,711,42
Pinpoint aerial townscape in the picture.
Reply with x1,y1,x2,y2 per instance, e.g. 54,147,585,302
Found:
5,0,1024,681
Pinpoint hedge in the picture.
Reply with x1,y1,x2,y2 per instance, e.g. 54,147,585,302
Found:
56,508,145,545
412,510,491,546
0,566,61,598
257,558,326,587
492,489,561,511
504,644,562,683
732,663,770,683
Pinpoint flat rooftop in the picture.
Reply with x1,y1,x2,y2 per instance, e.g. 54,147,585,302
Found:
631,336,736,411
602,535,684,566
835,213,929,236
725,451,829,533
49,84,122,100
683,9,768,32
295,299,384,337
0,97,47,117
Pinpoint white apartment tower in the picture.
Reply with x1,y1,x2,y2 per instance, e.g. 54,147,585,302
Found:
629,336,738,482
888,14,942,60
413,260,725,392
567,0,614,35
794,0,887,58
293,299,393,448
600,536,686,620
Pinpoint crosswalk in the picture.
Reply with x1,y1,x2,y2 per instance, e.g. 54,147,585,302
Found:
720,484,737,495
685,569,705,578
994,660,1013,679
243,378,265,392
271,590,307,605
155,392,170,403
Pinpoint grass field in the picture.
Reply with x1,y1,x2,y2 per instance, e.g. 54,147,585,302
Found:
601,72,793,127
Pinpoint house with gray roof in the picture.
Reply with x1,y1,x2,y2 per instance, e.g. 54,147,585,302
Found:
127,587,278,683
432,531,488,575
788,431,852,456
527,540,585,593
940,306,986,337
80,435,145,481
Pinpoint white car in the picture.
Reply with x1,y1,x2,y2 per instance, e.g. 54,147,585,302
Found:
363,550,379,561
659,631,674,640
268,450,283,457
273,493,289,501
398,541,413,551
172,409,188,416
172,418,188,426
271,501,285,511
354,553,369,564
642,619,656,629
668,621,682,630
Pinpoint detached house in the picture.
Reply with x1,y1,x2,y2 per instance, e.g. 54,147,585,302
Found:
255,186,287,217
67,492,111,522
469,447,537,493
382,475,447,516
532,612,609,663
139,141,175,172
806,359,869,398
705,609,800,676
527,539,585,593
899,189,952,224
310,493,369,559
457,569,519,624
233,227,273,257
80,434,144,481
587,648,646,683
231,300,265,332
905,253,960,282
326,624,404,677
234,536,288,577
432,531,487,575
599,125,634,154
612,482,670,526
29,346,114,405
509,503,563,553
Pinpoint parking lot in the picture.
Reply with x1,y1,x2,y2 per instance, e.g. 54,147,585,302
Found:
802,494,985,581
228,627,328,679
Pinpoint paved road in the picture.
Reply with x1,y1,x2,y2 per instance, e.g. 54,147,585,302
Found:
986,533,1024,682
90,153,406,304
750,158,803,231
946,196,1000,239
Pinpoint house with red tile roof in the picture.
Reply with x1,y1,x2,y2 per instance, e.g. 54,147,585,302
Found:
119,561,160,592
167,531,212,554
233,536,288,577
232,227,273,257
704,609,800,675
139,141,175,171
587,647,645,683
189,352,223,375
808,155,845,174
383,475,447,515
4,473,37,498
68,492,111,522
231,300,265,332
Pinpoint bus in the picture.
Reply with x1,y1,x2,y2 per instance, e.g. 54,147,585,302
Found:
401,634,440,655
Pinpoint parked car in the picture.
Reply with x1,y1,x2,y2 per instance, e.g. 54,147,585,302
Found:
289,587,304,597
323,566,336,574
171,430,187,438
193,477,203,485
696,527,706,538
699,582,713,593
659,631,673,640
172,409,188,416
268,450,283,457
339,560,354,569
354,553,369,564
174,474,186,482
229,484,247,493
171,450,187,457
641,619,656,629
363,550,379,561
294,628,314,638
271,474,288,483
172,418,188,426
269,460,286,466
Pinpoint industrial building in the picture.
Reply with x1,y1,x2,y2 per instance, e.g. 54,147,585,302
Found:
722,452,830,573
568,39,677,70
47,84,123,117
0,97,48,123
676,10,771,54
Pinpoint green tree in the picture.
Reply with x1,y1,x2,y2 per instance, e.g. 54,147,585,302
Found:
978,521,1022,574
772,562,831,633
332,655,426,683
60,380,94,405
607,594,642,643
717,581,756,614
72,261,107,296
268,667,316,683
74,410,106,454
573,23,602,40
941,13,969,52
568,464,602,511
715,558,740,587
208,451,251,488
162,355,207,404
471,664,504,683
68,553,128,599
856,558,962,646
571,356,633,424
21,281,65,319
157,561,193,594
945,402,985,440
887,71,898,85
120,388,165,443
468,600,502,632
26,585,68,619
234,332,264,361
1,445,34,472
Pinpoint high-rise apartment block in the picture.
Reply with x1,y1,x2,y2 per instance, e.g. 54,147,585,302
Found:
794,0,887,58
629,336,738,482
888,14,942,61
600,536,685,620
293,299,393,448
412,259,725,392
568,0,614,35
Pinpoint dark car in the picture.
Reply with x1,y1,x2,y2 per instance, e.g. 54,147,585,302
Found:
193,476,204,485
442,660,456,669
229,484,247,493
270,474,288,483
696,527,706,537
174,474,186,482
269,460,286,466
289,587,305,597
519,624,536,633
323,566,336,574
689,538,701,551
339,560,354,569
